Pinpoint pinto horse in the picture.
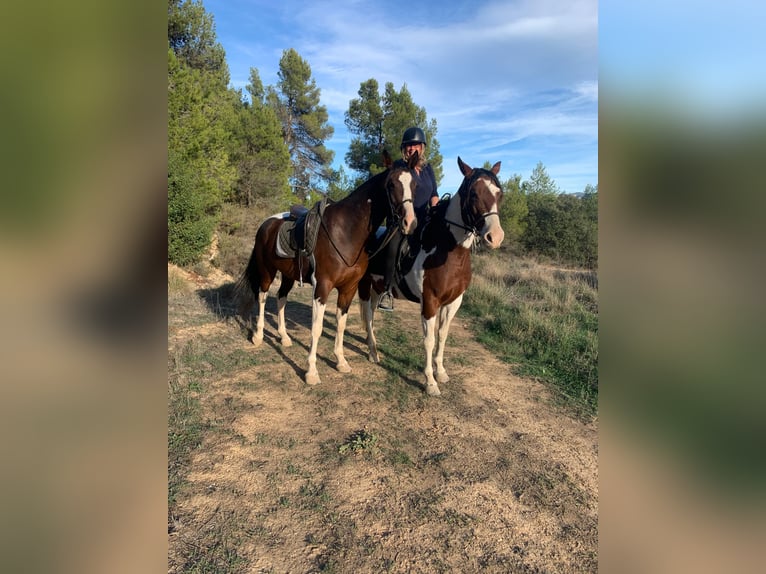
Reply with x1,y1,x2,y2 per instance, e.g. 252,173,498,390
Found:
358,157,505,396
237,151,418,385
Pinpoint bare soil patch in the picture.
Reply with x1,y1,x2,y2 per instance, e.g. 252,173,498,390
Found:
168,264,598,573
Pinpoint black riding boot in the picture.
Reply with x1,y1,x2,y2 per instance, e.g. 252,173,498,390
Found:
378,232,399,311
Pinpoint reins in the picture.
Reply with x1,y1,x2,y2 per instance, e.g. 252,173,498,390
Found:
318,168,412,268
319,214,369,268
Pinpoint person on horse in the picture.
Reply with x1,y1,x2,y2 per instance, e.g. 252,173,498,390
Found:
378,126,439,311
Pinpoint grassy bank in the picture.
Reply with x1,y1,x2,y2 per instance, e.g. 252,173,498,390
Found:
463,252,598,419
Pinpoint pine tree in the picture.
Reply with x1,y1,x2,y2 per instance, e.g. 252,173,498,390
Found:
519,163,598,267
167,0,237,265
168,48,236,264
498,173,528,243
269,48,334,201
344,79,385,174
344,80,443,185
227,68,292,210
522,161,560,195
168,0,228,86
326,166,355,201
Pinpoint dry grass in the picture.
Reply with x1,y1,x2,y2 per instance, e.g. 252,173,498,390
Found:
167,262,598,573
466,253,598,417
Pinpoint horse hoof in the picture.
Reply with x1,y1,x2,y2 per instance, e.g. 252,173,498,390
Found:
436,371,449,384
425,383,442,397
281,338,293,347
305,372,321,386
252,336,263,348
336,361,351,373
368,353,380,364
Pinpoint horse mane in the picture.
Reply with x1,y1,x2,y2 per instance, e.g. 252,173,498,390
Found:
336,168,389,204
416,195,456,252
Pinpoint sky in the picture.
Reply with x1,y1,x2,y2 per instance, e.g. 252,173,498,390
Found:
203,0,598,195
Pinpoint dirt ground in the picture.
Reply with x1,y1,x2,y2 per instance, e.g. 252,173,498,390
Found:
168,264,598,573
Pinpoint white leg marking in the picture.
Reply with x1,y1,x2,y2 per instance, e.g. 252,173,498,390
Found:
360,296,379,363
334,307,351,373
422,314,441,396
276,295,292,346
434,295,463,384
305,297,326,385
254,290,267,347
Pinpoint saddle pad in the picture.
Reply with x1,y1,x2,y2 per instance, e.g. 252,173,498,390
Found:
274,198,329,259
276,218,297,258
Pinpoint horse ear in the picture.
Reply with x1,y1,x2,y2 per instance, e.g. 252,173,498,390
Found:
491,161,501,175
457,156,473,177
382,149,393,168
408,150,419,169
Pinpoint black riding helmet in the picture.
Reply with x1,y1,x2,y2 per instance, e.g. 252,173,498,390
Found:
401,127,427,148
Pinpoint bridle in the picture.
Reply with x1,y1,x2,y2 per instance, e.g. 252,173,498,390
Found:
444,170,501,237
320,165,415,266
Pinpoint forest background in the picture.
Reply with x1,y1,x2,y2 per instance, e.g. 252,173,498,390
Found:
167,0,598,270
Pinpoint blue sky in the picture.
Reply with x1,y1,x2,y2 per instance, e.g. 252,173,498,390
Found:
203,0,598,194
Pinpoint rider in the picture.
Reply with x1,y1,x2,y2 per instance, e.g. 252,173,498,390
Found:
378,127,439,311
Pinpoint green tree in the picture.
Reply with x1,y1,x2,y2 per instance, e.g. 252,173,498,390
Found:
326,165,355,202
168,148,216,266
269,48,334,201
227,68,292,211
168,0,228,86
522,190,557,259
520,166,598,268
167,0,237,265
579,185,598,267
498,172,528,243
344,80,443,185
344,79,385,175
522,161,560,195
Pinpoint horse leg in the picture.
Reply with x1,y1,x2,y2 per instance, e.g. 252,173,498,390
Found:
421,313,442,396
360,298,380,363
249,255,275,347
305,288,328,386
333,305,352,373
253,289,268,346
434,295,463,384
358,276,380,363
333,287,357,373
276,277,295,347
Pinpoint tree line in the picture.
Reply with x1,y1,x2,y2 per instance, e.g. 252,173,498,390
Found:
168,0,597,269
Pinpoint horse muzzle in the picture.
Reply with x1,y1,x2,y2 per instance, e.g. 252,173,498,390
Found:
482,219,505,248
399,205,417,235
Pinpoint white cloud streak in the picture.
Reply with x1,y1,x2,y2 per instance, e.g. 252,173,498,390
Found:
208,0,598,192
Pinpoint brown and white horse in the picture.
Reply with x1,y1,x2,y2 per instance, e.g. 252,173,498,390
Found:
237,151,418,385
358,157,504,396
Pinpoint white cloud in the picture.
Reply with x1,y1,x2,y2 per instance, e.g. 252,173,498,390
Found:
207,0,598,193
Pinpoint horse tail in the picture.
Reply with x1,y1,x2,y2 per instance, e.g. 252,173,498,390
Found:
235,239,261,324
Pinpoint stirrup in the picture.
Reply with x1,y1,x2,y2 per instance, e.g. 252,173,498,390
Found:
377,291,394,311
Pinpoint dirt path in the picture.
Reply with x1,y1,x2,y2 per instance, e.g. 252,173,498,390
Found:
168,265,598,573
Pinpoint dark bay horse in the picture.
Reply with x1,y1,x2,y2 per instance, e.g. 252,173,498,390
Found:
237,151,419,385
358,157,505,396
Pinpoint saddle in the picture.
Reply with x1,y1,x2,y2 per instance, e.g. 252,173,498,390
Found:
276,198,330,259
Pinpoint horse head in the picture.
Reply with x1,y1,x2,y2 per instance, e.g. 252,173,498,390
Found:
456,157,505,248
384,150,418,235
